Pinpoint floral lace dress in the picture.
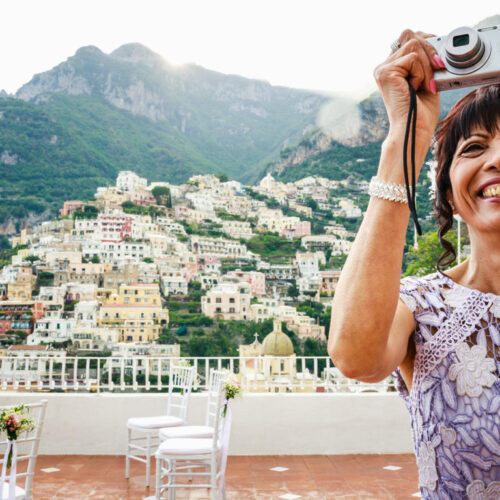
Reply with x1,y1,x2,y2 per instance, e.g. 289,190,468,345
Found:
395,272,500,500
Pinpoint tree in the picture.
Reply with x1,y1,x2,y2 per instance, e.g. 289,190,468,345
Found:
303,338,328,356
73,205,98,220
325,247,333,262
216,174,229,183
152,186,172,207
5,330,27,344
404,229,460,277
305,197,318,212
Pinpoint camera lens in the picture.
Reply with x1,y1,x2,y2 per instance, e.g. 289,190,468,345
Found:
453,34,469,47
445,27,485,69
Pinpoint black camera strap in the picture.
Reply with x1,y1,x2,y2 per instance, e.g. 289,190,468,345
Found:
403,81,422,236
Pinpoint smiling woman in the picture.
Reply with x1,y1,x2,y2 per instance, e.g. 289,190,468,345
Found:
328,25,500,500
434,85,500,269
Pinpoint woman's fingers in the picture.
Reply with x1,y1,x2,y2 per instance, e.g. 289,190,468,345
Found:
375,52,426,93
395,30,445,70
386,32,443,94
400,53,427,92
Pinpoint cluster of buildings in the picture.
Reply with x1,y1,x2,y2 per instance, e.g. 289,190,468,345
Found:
0,170,362,378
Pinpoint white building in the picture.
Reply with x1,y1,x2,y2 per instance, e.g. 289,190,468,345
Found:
74,301,98,326
98,241,152,263
221,220,254,240
161,276,189,296
301,235,352,255
185,192,215,213
72,326,119,351
28,317,76,345
190,235,247,258
116,171,147,193
156,218,187,236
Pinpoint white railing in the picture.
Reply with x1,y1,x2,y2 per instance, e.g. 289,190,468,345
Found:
0,356,393,393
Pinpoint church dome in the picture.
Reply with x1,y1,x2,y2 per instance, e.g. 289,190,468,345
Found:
262,319,294,356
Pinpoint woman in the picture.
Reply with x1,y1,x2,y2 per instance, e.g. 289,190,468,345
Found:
328,29,500,499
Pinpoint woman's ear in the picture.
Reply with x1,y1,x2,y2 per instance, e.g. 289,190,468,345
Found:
446,190,457,214
448,198,458,215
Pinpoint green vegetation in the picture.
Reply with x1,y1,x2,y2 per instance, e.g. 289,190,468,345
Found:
215,210,245,222
179,220,230,240
276,140,383,184
151,186,172,207
246,233,301,261
0,95,217,225
73,205,98,220
121,201,164,217
36,271,54,288
0,244,27,269
404,229,463,277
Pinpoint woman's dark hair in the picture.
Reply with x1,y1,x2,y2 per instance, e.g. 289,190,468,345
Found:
433,84,500,269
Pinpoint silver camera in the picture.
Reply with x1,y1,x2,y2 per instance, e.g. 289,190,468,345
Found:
427,25,500,91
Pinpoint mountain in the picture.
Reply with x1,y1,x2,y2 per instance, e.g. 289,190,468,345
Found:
15,43,326,183
0,43,331,231
2,14,498,233
265,88,469,184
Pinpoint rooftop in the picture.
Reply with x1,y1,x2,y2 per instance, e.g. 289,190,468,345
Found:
32,453,419,499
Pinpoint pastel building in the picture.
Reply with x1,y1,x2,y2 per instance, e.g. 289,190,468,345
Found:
201,282,251,321
225,270,266,296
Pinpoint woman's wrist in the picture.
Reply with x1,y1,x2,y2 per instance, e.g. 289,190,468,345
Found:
377,132,430,183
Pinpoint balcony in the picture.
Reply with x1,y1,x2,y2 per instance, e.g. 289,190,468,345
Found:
1,356,418,498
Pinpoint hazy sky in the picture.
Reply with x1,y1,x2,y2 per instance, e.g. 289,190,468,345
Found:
2,0,498,97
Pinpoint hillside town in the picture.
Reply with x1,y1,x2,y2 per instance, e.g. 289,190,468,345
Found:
0,170,365,380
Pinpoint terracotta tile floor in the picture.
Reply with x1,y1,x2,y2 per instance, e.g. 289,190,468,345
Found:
29,454,420,499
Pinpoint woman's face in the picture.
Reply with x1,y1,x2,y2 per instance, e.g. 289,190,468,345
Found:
449,121,500,233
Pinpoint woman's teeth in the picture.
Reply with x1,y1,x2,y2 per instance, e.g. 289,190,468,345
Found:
482,185,500,198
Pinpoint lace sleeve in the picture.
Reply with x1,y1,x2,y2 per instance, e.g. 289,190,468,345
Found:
399,276,418,313
392,276,421,404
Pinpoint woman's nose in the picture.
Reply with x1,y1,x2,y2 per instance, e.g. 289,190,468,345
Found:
485,136,500,171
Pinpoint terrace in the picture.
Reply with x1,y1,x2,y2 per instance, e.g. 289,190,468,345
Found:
1,355,419,499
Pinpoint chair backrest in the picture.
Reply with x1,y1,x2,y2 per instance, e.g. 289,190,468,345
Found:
205,370,228,427
210,383,227,452
0,400,48,500
166,364,195,422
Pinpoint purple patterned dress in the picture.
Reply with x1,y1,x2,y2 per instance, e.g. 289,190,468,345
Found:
395,272,500,499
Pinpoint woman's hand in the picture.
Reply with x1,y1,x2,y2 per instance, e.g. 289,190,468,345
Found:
375,30,443,147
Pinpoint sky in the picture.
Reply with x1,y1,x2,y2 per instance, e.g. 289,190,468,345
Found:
2,0,499,99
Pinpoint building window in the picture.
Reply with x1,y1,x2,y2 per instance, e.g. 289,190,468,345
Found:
216,298,221,304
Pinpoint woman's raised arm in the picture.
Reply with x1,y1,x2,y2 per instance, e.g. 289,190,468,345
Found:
328,30,444,382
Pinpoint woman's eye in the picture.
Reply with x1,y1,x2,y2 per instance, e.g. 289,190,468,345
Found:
461,143,485,155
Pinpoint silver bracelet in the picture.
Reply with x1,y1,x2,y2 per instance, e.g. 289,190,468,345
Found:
368,177,409,204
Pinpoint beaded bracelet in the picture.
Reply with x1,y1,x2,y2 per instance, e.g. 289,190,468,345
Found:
368,177,409,204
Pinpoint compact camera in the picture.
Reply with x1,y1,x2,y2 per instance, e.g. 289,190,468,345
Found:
427,24,500,91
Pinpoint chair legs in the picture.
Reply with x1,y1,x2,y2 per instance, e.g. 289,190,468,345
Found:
168,460,176,500
155,456,162,500
125,428,131,479
155,455,224,500
126,428,157,488
146,433,152,487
